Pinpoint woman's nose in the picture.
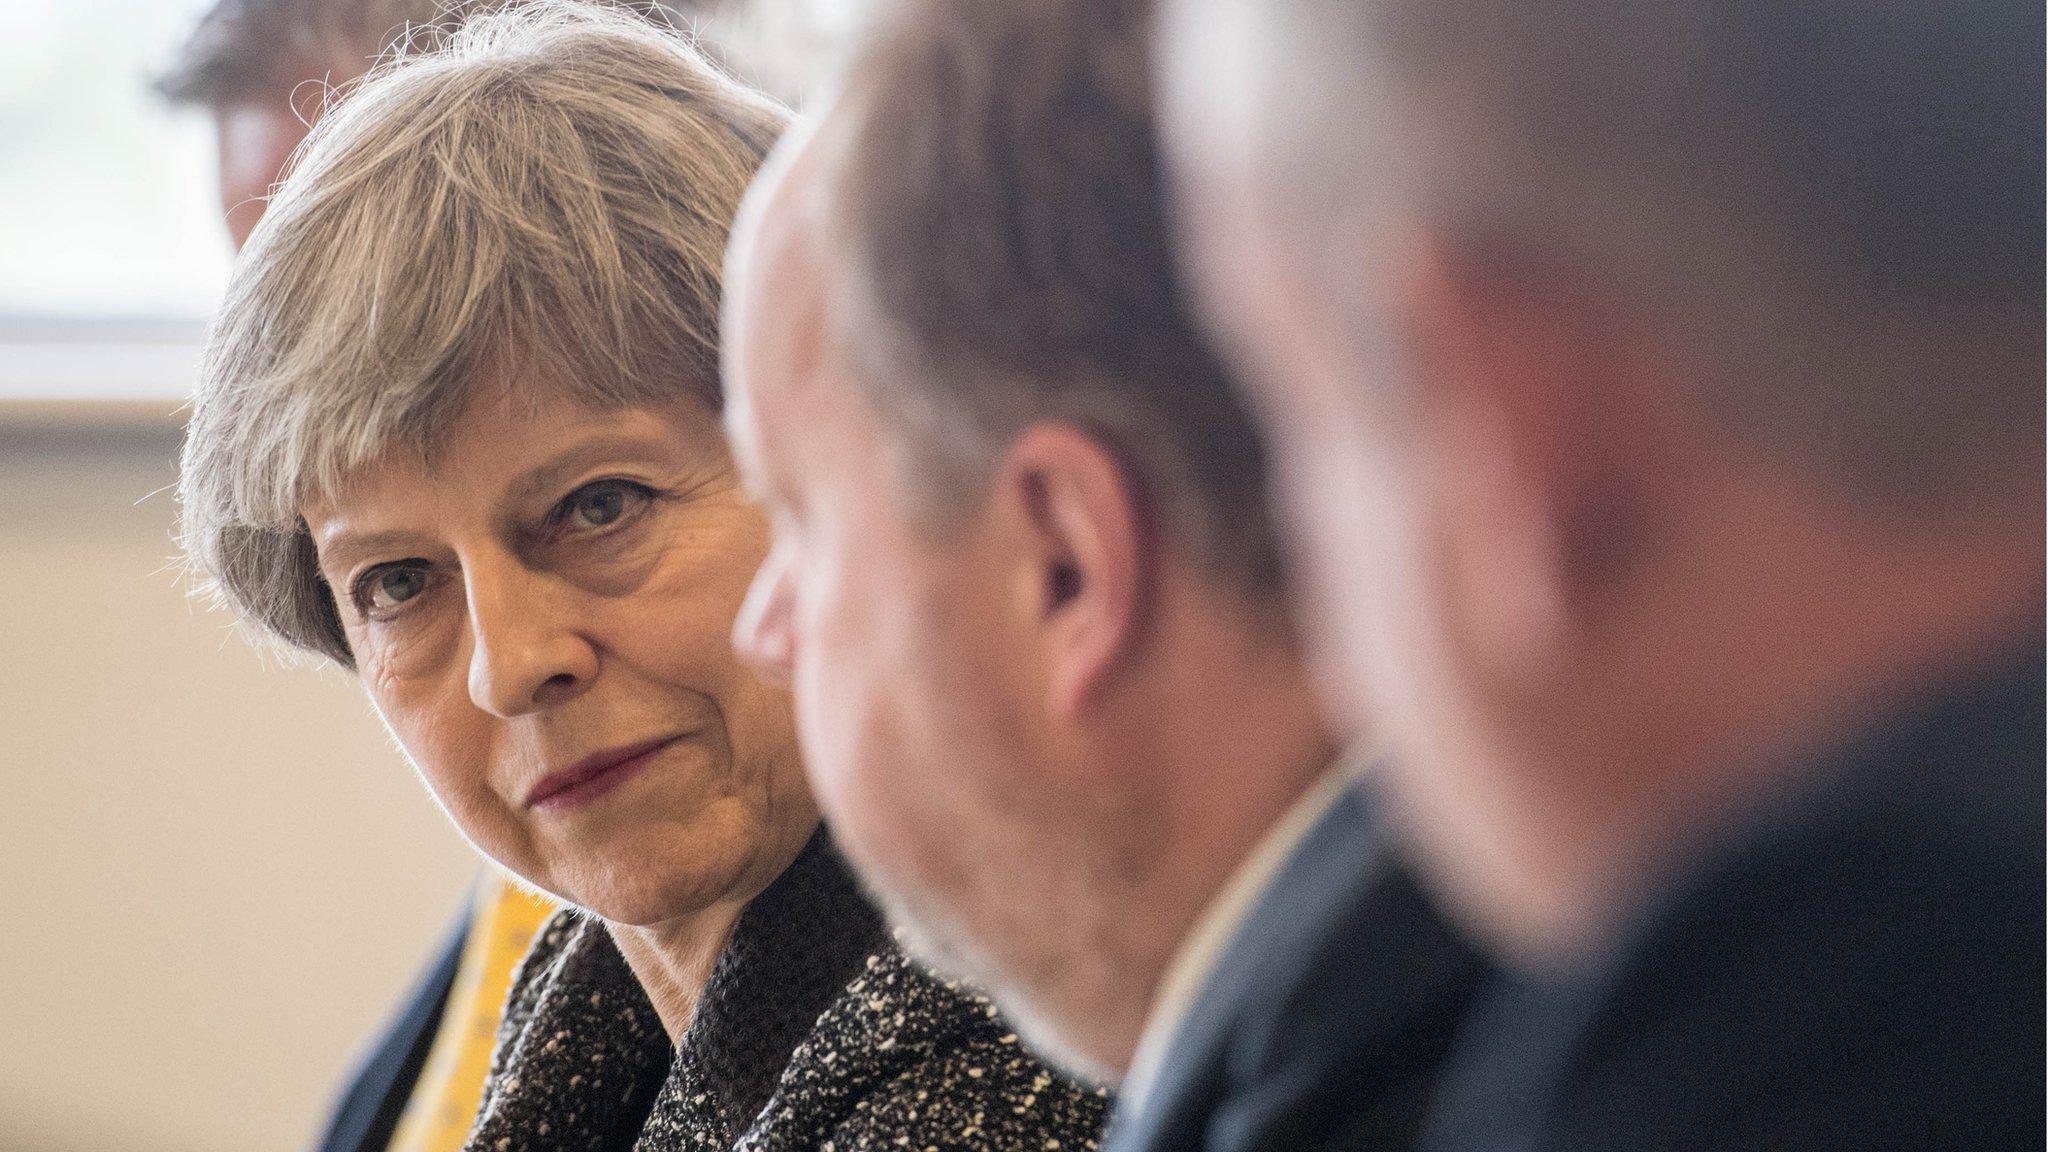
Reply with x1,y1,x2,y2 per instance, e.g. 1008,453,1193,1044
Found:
733,543,797,685
464,558,598,718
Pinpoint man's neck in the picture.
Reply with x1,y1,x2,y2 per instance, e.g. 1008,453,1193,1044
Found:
1055,610,1343,1080
1117,761,1357,1107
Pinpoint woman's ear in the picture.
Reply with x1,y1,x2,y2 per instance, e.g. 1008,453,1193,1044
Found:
995,423,1149,717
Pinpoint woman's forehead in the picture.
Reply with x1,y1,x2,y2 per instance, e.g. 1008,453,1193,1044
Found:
304,397,729,518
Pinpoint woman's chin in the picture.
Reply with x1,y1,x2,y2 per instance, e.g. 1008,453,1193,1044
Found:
543,846,752,929
511,797,807,929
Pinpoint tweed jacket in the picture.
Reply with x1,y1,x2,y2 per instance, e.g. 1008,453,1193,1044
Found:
460,832,1109,1152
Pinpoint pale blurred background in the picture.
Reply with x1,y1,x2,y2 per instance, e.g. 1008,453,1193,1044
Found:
2,3,475,1149
2,414,479,1152
0,1,849,1148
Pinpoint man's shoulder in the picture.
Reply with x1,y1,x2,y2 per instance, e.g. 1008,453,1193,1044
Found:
1116,785,1485,1152
1218,786,1480,1056
1538,654,2046,1150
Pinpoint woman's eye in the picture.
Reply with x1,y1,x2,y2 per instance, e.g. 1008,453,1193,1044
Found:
558,480,654,532
355,564,429,613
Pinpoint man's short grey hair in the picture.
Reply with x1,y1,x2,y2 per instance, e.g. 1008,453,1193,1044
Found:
823,0,1285,597
178,0,786,667
1163,0,2044,507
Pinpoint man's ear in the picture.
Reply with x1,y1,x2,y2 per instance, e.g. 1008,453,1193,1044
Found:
994,423,1149,717
1401,234,1672,678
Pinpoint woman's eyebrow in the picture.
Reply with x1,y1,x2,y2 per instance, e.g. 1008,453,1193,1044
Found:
312,527,428,579
502,434,678,507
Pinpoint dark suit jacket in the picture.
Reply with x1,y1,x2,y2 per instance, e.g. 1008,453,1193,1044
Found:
313,906,468,1152
1107,785,1487,1152
1416,647,2046,1152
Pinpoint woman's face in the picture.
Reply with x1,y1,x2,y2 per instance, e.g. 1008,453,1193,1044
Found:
301,382,816,927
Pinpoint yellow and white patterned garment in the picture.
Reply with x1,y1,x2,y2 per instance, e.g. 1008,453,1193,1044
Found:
387,876,558,1152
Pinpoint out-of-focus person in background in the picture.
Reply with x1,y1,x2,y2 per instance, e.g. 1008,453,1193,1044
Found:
156,0,774,248
1159,0,2044,1148
175,5,1106,1152
161,0,459,250
159,6,563,1151
723,3,1483,1152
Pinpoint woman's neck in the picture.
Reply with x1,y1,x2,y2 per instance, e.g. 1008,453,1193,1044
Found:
607,899,751,1043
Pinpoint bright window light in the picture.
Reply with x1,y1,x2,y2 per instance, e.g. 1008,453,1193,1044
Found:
0,0,231,323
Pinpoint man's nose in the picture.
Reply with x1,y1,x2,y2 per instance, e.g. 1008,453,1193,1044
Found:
733,540,797,685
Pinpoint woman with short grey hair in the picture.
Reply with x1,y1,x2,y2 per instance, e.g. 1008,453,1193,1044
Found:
177,5,1107,1150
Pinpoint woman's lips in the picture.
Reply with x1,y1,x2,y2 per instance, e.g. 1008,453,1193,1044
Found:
525,736,680,812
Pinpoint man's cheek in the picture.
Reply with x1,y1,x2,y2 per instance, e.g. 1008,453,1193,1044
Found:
792,604,876,802
796,666,912,885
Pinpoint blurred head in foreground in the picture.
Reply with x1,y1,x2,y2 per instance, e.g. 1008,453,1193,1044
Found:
1157,0,2044,957
723,0,1353,1083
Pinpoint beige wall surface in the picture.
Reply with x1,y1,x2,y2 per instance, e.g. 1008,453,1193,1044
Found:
0,419,478,1152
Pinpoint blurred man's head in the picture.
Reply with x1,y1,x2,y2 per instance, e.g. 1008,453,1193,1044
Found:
725,0,1334,1082
161,0,449,249
162,0,724,250
1159,0,2044,957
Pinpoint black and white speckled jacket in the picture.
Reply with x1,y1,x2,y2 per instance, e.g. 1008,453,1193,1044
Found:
460,831,1109,1152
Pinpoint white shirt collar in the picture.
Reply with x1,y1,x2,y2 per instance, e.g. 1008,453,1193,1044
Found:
1117,749,1367,1116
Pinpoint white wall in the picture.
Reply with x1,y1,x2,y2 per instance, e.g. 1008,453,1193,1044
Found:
0,413,477,1152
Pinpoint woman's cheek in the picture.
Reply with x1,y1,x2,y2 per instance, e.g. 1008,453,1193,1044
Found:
358,640,408,705
402,704,517,857
357,627,481,811
385,593,471,677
